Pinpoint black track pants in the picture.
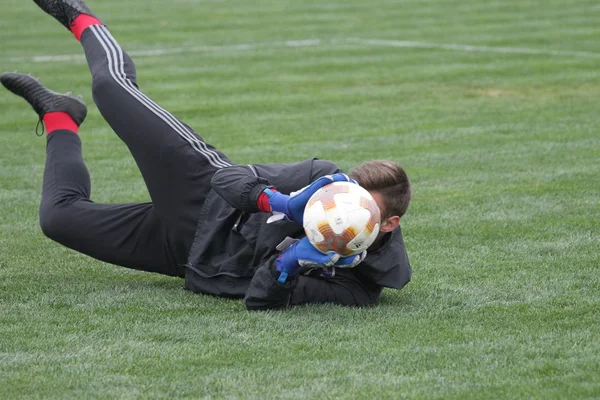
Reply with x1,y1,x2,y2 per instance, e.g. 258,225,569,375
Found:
39,25,233,276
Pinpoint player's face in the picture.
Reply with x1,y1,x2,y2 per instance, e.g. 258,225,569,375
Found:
368,190,400,235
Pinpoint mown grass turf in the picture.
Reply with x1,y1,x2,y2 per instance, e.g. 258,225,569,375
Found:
1,0,599,398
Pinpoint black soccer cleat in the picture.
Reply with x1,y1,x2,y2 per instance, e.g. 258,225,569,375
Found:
32,0,102,31
0,72,87,128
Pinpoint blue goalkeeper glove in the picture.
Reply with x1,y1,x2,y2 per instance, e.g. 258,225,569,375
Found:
335,250,367,269
275,237,367,283
264,173,356,225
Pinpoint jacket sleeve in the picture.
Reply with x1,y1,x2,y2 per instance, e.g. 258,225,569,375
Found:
244,257,382,310
210,165,270,213
210,160,342,213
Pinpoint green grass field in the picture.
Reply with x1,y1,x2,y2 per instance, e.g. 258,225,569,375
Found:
1,0,599,398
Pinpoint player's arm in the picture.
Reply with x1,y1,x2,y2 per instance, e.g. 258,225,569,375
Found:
243,237,375,310
211,165,355,223
209,165,270,213
244,265,381,310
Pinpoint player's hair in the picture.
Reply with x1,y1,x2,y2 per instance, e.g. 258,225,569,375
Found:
349,160,411,219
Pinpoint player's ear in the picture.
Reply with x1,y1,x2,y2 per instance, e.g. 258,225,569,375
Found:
380,215,400,233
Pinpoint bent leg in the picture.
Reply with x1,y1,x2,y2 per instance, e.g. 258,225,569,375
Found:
40,131,190,276
79,26,232,231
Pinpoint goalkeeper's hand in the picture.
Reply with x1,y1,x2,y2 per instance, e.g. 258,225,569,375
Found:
263,173,356,225
275,237,366,283
334,250,367,269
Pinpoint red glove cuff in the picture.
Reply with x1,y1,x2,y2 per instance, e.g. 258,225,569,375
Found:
257,188,276,212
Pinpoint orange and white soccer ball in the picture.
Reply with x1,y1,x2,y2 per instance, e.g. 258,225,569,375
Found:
303,181,381,256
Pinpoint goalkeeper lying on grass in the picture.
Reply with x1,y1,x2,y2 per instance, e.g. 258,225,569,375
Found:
1,0,412,310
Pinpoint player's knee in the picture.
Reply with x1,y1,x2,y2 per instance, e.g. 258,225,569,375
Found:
91,73,119,98
39,204,67,242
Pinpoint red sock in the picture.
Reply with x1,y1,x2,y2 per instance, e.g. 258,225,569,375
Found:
71,14,102,41
43,112,78,135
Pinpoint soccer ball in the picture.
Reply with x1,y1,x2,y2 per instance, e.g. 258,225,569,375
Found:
303,181,381,256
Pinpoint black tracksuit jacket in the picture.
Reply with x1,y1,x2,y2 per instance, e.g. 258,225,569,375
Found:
184,159,412,310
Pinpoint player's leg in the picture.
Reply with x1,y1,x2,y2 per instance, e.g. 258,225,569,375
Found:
0,72,189,275
32,0,233,231
82,25,233,232
40,131,186,275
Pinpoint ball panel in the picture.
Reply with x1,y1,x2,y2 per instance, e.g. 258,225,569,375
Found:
314,225,359,256
360,196,381,224
326,210,349,234
303,200,327,243
346,223,380,253
303,181,381,257
307,182,350,209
